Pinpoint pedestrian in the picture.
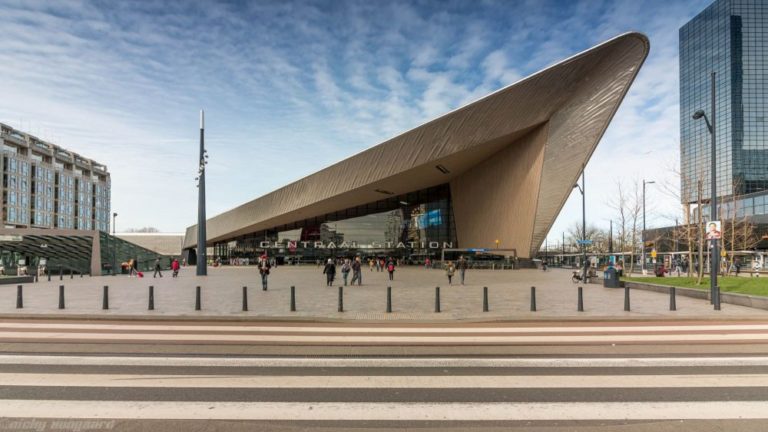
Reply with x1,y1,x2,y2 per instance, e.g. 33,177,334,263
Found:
171,258,180,277
323,258,336,286
153,258,163,278
387,260,395,281
369,259,375,272
128,259,137,277
351,257,362,285
735,259,742,276
341,259,351,286
425,257,431,269
446,261,455,285
457,255,468,285
259,254,271,290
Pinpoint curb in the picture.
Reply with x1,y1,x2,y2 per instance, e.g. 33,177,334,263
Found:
1,312,768,324
625,281,768,312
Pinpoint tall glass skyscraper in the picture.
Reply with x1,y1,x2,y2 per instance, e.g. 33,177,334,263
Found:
680,0,768,217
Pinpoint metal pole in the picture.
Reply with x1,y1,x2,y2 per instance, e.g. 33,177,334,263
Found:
670,287,677,311
483,286,489,312
435,287,441,313
582,168,587,283
16,285,22,309
624,286,630,311
530,286,536,312
58,285,65,309
112,212,117,276
242,286,248,312
710,72,720,311
102,285,109,310
386,286,392,313
197,110,208,276
290,286,296,311
338,286,344,312
148,286,154,310
195,286,201,310
642,179,646,274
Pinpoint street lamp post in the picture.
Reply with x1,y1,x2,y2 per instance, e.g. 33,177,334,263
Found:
692,71,720,310
573,167,587,282
642,179,654,275
196,110,208,276
112,212,118,276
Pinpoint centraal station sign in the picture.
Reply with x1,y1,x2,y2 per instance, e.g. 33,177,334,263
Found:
250,241,455,250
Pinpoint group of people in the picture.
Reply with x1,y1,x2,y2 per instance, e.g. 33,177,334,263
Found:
124,257,181,278
444,256,469,285
323,256,400,286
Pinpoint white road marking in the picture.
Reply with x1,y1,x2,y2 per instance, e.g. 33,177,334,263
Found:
2,355,768,368
1,400,767,420
2,373,768,388
0,330,767,343
1,322,768,333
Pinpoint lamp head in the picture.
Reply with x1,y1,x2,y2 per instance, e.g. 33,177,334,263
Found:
692,110,705,120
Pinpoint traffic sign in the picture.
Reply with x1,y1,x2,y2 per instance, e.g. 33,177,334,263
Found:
576,239,593,245
651,249,657,259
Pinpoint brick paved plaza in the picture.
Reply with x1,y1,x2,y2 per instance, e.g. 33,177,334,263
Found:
2,265,767,320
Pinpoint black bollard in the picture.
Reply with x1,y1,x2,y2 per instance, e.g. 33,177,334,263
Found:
530,286,536,312
338,286,344,312
47,270,51,282
195,286,201,310
714,286,721,311
102,285,109,310
577,286,584,312
386,286,392,313
483,287,489,312
290,286,296,312
16,285,22,309
670,287,677,311
148,286,154,310
242,286,248,312
624,286,631,312
58,285,65,309
435,287,441,313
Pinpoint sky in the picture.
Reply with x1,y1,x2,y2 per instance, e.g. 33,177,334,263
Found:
0,0,713,244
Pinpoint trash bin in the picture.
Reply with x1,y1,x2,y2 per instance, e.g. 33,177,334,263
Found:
603,267,620,288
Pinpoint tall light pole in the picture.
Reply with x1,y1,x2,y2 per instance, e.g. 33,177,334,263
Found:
112,212,118,276
693,71,720,310
642,179,654,274
196,110,208,276
573,167,586,282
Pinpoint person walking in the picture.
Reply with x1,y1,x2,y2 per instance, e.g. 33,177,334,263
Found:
323,259,336,286
341,259,351,286
387,259,395,281
153,258,163,278
369,259,375,272
351,257,362,286
446,261,455,285
457,256,468,285
259,255,271,290
425,257,431,269
171,258,180,278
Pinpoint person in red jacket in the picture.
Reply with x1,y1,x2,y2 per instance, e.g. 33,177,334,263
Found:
171,258,180,278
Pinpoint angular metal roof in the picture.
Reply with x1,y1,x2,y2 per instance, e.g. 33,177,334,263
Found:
184,32,649,257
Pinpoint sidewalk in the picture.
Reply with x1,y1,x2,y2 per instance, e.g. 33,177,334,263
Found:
2,266,767,321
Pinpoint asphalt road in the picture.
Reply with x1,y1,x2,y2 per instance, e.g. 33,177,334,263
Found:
1,318,768,431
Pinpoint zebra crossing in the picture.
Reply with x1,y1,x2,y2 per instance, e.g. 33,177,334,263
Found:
0,320,767,426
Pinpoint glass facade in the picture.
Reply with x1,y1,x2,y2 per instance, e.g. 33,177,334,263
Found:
213,184,457,264
680,0,768,211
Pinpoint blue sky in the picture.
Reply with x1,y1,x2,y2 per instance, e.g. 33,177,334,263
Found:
0,0,712,242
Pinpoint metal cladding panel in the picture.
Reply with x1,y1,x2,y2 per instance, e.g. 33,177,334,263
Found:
184,32,649,249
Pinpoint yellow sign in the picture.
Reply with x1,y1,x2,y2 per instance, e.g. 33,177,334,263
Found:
721,250,727,257
651,249,657,259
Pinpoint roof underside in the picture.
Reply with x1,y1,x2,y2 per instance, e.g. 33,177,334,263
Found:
184,32,649,253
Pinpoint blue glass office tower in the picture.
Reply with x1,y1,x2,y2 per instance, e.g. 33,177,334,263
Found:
680,0,768,219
